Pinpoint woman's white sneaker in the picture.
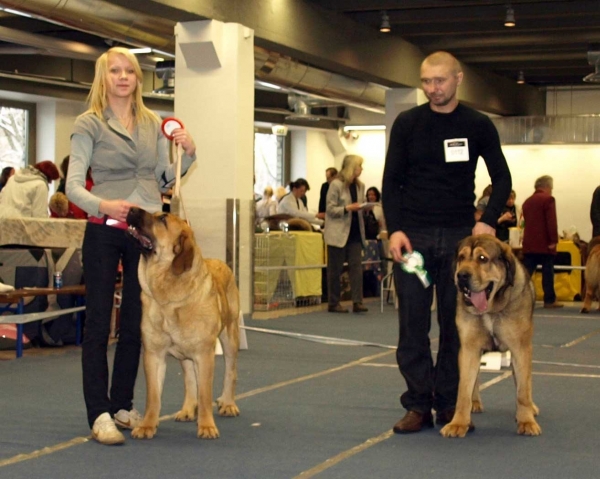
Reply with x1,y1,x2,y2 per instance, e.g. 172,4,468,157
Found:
114,408,142,429
91,413,125,445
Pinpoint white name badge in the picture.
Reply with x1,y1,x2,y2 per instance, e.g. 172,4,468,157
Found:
444,138,469,162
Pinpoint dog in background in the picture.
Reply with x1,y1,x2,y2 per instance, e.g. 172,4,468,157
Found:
126,207,240,440
581,237,600,313
440,234,541,438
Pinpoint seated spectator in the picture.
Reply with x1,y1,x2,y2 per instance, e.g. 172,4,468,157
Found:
256,186,278,219
0,161,59,218
0,166,15,194
275,186,287,203
474,184,492,222
496,190,518,242
277,178,323,226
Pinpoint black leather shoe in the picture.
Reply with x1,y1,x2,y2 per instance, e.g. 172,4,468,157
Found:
352,302,368,313
392,410,434,434
435,408,456,425
328,304,349,313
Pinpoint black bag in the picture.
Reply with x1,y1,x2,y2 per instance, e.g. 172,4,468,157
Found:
364,210,380,240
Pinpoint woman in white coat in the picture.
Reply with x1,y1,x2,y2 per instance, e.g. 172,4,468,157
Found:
324,155,369,313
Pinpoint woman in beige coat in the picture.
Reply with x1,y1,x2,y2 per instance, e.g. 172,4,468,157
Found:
324,155,369,313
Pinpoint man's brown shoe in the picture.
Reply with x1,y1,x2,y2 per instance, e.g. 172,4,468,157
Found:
353,302,368,313
392,410,433,434
328,304,349,313
543,302,564,309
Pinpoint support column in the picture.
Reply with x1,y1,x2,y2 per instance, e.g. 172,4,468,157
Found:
384,88,426,147
174,20,255,313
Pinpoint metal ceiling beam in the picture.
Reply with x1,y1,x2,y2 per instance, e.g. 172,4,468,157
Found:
109,0,544,115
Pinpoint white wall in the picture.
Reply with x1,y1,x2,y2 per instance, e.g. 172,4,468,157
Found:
475,145,600,241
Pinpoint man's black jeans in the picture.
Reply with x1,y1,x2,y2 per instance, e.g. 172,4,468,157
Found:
394,226,471,414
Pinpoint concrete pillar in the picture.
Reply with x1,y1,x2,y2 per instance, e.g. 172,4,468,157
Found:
174,20,255,313
384,88,426,148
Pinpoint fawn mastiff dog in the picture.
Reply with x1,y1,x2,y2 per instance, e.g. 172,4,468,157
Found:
126,207,240,439
440,234,541,438
581,237,600,313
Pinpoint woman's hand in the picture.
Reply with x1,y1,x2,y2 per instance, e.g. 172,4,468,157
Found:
99,199,137,223
171,128,196,157
345,202,362,212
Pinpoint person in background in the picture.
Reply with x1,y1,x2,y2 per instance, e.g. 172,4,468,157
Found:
255,186,278,219
324,154,370,314
382,51,511,434
67,46,197,445
277,178,323,226
275,185,287,203
366,186,387,238
521,175,563,309
0,161,59,218
590,185,600,238
496,189,517,242
474,184,492,221
0,166,15,193
317,167,338,220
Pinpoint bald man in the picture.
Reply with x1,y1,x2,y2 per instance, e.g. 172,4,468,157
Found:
382,51,512,433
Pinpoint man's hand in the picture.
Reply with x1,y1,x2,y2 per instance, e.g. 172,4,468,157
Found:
472,221,496,236
388,231,412,263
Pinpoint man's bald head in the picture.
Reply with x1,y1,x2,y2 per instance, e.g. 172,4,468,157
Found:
422,51,462,76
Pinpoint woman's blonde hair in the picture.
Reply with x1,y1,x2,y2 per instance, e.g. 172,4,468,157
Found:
338,155,364,186
83,47,159,125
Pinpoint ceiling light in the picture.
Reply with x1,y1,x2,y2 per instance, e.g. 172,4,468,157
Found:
517,71,525,84
343,125,386,131
380,11,391,33
2,8,32,18
504,5,515,27
129,47,151,54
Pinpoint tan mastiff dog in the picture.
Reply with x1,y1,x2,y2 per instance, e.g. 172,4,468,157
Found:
441,235,541,438
126,207,240,439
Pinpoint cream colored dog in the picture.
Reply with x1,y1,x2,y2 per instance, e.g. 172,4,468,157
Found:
126,207,240,439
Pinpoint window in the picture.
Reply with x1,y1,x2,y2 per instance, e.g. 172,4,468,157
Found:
254,130,287,199
0,100,35,171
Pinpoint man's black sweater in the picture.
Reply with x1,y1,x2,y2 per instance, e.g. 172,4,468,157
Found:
382,103,511,234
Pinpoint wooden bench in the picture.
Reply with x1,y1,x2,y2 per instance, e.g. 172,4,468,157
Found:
0,285,87,358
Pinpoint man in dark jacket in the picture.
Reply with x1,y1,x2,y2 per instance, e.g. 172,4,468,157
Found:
590,186,600,238
522,175,563,308
317,167,338,220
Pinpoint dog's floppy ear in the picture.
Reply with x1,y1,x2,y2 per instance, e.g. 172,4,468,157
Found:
499,241,516,287
171,230,194,276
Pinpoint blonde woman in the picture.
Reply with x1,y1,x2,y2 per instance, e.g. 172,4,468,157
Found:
324,155,369,313
67,47,197,445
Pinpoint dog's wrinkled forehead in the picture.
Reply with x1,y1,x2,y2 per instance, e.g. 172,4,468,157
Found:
150,212,187,238
457,235,502,262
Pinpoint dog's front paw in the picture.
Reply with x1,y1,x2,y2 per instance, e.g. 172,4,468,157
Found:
197,424,220,439
216,398,240,417
440,422,474,438
580,307,590,314
517,420,542,436
174,409,196,422
131,425,157,439
471,400,484,413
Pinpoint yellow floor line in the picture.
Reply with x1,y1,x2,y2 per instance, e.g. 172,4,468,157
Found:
560,328,600,348
1,350,395,467
0,436,89,468
293,371,513,478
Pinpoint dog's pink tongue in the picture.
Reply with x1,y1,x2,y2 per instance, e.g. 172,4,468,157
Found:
470,290,488,312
